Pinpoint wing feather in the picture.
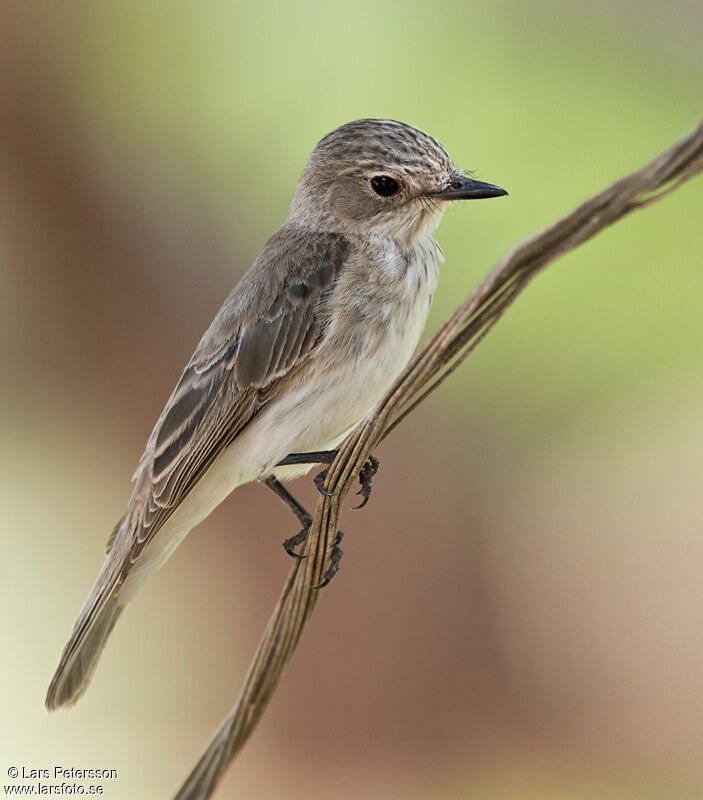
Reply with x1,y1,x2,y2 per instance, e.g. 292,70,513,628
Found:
120,228,348,573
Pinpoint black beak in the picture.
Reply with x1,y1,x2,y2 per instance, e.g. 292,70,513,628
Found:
432,175,508,200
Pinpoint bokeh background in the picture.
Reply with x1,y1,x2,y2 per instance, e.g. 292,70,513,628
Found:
2,1,703,798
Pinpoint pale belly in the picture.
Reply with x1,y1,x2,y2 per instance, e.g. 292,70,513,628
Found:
120,245,437,598
149,305,426,542
120,332,420,598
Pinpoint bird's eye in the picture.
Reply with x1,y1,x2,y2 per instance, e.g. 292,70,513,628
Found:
370,175,400,197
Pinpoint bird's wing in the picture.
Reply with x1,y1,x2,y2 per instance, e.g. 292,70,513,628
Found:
116,227,349,578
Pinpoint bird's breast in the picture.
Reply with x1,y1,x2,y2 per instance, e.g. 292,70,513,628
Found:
336,235,440,360
195,240,440,483
300,236,440,435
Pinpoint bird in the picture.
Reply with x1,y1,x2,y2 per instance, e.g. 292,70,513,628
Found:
45,118,507,711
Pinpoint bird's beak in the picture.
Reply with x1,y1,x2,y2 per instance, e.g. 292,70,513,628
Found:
432,175,508,200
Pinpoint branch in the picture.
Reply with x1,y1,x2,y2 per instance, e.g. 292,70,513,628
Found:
172,118,703,800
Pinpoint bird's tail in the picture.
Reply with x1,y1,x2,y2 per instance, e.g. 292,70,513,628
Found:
45,555,124,711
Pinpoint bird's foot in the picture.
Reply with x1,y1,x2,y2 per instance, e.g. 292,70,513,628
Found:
313,530,344,589
354,454,380,510
313,454,380,505
313,467,336,496
282,521,311,559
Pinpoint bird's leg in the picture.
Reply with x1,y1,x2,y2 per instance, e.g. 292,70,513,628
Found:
276,450,337,467
272,450,379,587
277,450,337,496
276,450,380,505
263,474,343,587
276,449,337,497
263,476,313,559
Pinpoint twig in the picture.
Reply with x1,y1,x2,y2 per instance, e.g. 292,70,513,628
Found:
172,117,703,800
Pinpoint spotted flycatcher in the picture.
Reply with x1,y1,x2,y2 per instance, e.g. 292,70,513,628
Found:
46,118,507,710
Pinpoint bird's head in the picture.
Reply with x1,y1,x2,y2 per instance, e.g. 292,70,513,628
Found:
290,118,507,243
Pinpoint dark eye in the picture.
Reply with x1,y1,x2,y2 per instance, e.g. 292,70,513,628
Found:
370,175,400,197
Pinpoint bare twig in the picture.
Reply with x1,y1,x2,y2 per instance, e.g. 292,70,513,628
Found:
172,118,703,800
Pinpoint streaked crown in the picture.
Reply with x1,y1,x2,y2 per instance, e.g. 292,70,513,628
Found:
289,119,482,243
313,118,454,178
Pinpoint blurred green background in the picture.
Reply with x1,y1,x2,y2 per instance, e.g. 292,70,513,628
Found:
1,1,702,798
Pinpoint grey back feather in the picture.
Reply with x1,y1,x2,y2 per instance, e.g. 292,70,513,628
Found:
120,225,348,577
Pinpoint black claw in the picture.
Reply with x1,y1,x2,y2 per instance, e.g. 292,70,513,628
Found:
313,531,344,589
282,527,310,559
354,454,380,510
314,467,336,496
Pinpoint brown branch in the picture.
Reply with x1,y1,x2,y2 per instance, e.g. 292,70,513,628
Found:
171,117,703,800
